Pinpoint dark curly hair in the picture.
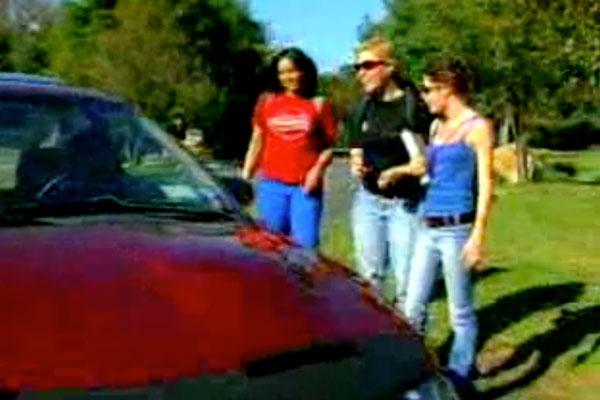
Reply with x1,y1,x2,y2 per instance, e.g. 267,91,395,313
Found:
266,47,318,98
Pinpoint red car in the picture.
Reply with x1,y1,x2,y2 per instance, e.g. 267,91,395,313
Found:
0,74,459,399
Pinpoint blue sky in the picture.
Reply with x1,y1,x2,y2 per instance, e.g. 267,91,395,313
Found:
248,0,386,72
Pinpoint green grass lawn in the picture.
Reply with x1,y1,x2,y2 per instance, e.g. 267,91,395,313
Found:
320,150,600,400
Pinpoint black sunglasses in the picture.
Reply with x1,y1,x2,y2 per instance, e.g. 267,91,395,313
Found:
354,60,387,72
419,84,444,94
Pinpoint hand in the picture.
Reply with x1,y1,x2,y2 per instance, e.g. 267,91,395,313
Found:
461,234,485,270
241,168,252,181
350,148,368,178
303,165,324,194
377,167,400,189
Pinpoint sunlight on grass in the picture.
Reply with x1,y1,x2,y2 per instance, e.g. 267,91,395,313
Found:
319,150,600,400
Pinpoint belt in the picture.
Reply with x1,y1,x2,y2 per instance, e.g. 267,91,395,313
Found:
425,212,475,228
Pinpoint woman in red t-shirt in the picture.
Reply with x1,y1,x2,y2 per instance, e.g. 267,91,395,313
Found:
242,48,337,248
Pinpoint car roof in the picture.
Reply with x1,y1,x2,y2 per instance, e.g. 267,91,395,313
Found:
0,72,137,114
0,72,64,86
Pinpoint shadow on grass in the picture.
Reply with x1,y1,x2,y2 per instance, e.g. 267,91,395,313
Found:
477,282,585,347
480,305,600,400
436,282,584,366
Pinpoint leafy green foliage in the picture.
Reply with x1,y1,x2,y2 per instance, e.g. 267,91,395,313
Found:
319,69,362,147
45,0,119,86
43,0,267,160
0,0,57,74
164,0,268,158
368,0,600,121
0,22,14,71
527,118,600,151
3,0,597,159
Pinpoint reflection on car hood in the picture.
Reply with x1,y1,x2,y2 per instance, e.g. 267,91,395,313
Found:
0,224,426,392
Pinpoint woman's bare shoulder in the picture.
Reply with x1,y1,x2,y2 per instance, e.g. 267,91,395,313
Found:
467,116,494,147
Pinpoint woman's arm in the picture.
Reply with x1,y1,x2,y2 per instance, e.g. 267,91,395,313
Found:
377,90,434,188
241,125,264,180
303,99,338,193
303,148,334,193
377,130,427,189
462,118,495,268
349,148,367,178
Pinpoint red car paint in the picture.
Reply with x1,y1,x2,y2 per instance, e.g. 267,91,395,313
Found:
0,224,409,391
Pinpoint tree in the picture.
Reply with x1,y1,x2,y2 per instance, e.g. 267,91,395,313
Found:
48,0,268,160
167,0,268,158
368,0,600,181
46,0,119,86
0,0,58,74
0,20,13,71
319,68,362,148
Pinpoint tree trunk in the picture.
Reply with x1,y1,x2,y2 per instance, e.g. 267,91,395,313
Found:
514,106,529,182
498,104,530,183
498,105,515,146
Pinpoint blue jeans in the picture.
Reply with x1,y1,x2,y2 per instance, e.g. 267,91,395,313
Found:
256,178,323,249
404,223,478,378
351,187,419,305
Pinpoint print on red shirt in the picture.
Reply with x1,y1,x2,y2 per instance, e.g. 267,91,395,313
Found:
266,105,312,141
254,93,337,185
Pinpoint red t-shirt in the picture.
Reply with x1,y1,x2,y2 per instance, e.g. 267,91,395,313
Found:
253,93,338,185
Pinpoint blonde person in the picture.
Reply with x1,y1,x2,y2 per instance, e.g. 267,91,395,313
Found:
404,56,494,396
242,48,337,248
347,36,430,307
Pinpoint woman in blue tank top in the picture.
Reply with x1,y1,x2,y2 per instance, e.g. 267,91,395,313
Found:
404,57,494,394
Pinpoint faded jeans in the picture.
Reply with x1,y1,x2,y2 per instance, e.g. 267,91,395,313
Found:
351,186,419,306
404,223,478,378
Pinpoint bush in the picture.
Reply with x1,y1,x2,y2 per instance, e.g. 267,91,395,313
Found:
527,118,600,151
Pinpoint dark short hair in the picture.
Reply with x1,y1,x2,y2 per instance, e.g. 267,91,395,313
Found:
424,56,474,98
267,47,318,98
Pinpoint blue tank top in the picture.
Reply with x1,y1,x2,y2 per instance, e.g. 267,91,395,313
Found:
424,120,479,217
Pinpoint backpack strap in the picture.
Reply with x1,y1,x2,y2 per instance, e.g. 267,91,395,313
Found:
430,119,441,140
355,95,371,130
403,85,418,129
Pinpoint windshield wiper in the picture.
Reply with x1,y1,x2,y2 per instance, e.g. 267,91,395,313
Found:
2,195,240,222
119,199,241,222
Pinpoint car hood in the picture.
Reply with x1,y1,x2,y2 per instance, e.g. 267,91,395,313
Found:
0,224,429,393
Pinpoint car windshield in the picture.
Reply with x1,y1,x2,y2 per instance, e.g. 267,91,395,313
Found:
0,90,235,218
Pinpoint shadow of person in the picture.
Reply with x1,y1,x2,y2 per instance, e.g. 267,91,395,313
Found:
480,305,600,400
476,282,585,348
435,282,585,366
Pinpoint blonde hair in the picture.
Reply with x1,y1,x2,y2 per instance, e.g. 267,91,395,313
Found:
356,35,395,63
356,35,406,84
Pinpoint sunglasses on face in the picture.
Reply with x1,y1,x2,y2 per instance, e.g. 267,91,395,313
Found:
419,84,445,94
354,60,387,72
